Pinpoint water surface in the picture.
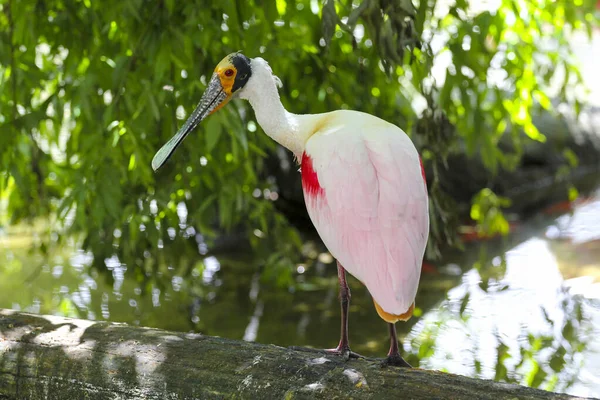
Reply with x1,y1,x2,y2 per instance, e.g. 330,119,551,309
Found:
1,192,599,397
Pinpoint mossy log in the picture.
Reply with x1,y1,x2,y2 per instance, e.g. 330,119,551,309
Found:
0,309,592,400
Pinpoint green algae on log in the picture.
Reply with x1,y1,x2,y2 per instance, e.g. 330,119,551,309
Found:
0,309,592,399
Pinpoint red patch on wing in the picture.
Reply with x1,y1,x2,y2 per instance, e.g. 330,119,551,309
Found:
301,152,324,197
419,157,427,188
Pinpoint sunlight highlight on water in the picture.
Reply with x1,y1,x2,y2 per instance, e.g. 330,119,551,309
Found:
408,192,600,397
1,191,600,396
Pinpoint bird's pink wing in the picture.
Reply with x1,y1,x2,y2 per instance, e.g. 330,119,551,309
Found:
302,121,429,315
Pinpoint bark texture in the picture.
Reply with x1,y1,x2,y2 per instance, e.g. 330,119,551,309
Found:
0,309,593,399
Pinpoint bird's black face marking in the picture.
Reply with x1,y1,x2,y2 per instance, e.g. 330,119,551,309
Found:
231,53,252,93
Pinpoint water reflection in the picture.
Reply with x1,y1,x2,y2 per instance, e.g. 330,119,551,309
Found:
406,193,600,397
409,239,598,395
1,192,600,397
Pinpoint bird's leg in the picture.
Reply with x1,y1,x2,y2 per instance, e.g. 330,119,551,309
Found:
325,262,362,359
382,323,412,367
334,261,351,353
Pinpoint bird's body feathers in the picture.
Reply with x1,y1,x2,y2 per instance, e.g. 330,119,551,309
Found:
300,110,429,316
154,55,430,321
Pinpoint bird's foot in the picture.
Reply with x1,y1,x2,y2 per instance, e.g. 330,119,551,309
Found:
381,353,412,368
287,346,364,360
324,345,364,360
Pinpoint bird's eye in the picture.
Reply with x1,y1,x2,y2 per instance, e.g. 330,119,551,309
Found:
224,69,234,77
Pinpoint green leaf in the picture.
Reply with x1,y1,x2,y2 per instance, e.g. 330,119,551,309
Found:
128,154,136,171
322,0,337,48
205,116,223,152
165,0,175,14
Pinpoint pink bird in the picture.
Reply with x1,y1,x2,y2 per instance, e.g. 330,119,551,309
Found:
152,53,429,366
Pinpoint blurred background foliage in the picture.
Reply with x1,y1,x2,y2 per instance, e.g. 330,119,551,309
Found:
1,1,600,396
0,0,598,279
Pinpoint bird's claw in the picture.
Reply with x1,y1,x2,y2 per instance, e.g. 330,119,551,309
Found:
381,354,412,368
324,346,364,360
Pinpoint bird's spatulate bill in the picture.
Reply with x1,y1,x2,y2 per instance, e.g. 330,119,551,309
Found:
152,74,228,171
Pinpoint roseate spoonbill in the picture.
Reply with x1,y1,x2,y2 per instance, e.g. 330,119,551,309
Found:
152,53,429,367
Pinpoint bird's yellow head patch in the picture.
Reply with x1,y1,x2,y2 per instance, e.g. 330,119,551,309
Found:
214,53,252,96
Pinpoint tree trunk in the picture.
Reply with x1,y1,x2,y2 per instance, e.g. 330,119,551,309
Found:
0,309,591,399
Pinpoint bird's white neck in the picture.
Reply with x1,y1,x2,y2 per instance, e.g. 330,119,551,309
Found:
238,58,309,160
